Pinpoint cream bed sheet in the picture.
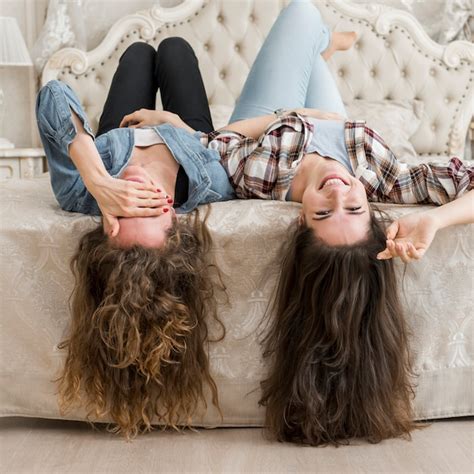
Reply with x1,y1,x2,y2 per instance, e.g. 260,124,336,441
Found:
0,175,472,424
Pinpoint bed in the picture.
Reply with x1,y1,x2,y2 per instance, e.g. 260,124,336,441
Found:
1,0,473,426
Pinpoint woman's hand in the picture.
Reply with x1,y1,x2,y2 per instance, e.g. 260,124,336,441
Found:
376,211,439,262
295,108,345,121
119,109,176,128
120,108,195,133
86,175,171,237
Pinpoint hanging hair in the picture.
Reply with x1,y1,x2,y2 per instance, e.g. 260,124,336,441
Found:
57,208,224,438
259,213,420,446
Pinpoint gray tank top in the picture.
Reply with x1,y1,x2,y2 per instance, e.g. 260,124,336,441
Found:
306,118,353,174
286,118,353,201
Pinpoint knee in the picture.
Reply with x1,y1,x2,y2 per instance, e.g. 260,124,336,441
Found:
120,41,156,63
286,0,323,25
157,37,194,62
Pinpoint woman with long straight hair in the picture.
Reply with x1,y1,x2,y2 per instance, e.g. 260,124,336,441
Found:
199,0,473,445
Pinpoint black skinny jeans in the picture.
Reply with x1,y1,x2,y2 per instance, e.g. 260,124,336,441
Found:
97,38,214,136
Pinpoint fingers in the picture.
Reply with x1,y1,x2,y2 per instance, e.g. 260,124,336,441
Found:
407,242,426,260
121,181,174,211
130,206,172,217
376,239,397,260
120,111,142,128
127,180,162,194
376,248,393,260
119,113,134,128
121,194,173,214
376,239,423,263
137,197,173,208
386,221,399,240
134,189,173,210
128,122,144,129
395,242,411,263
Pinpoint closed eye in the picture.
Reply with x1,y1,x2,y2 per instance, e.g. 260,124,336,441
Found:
313,209,366,221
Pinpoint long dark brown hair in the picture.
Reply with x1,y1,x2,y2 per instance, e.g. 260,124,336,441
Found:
57,208,223,438
259,213,420,446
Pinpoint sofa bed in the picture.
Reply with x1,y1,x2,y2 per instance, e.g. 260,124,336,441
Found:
1,0,473,425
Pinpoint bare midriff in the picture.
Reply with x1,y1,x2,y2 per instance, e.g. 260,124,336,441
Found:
128,143,179,199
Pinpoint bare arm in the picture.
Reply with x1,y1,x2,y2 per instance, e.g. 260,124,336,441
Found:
218,108,344,139
429,189,474,229
377,190,474,262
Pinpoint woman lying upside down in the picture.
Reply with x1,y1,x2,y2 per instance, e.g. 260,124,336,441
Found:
36,38,233,438
200,0,472,445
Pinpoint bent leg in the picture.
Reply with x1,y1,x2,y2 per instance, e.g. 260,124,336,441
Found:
156,37,213,133
97,42,158,136
230,0,331,122
304,56,347,117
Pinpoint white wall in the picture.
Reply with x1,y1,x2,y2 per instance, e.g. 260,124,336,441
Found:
1,0,47,147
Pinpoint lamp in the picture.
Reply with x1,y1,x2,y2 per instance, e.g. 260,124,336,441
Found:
0,16,33,149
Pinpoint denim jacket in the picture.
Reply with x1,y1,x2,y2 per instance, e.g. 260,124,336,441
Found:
36,80,235,216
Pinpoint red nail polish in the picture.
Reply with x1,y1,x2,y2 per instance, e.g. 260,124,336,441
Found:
163,208,169,213
167,199,173,204
156,188,161,193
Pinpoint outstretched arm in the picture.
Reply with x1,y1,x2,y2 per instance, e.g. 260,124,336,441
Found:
377,190,474,262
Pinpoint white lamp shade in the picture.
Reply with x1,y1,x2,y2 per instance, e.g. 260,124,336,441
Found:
0,16,32,66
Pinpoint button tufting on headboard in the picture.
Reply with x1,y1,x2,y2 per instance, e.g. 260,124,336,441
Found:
42,0,474,159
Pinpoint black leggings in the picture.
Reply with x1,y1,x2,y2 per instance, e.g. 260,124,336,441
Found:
97,38,213,136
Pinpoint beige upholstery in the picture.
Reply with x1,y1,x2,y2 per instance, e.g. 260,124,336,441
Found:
1,0,472,424
0,178,472,423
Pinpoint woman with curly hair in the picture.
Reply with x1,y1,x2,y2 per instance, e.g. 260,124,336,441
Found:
201,0,473,445
36,38,232,437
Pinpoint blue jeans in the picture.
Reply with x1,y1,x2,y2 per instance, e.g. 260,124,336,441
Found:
230,0,346,122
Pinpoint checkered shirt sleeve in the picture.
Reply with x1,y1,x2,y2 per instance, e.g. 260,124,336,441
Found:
345,122,474,205
201,113,314,200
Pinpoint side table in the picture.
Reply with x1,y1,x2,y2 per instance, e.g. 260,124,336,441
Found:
0,147,46,179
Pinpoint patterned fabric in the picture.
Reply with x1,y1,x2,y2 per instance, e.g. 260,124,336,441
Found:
202,112,473,205
345,122,474,205
202,112,314,200
2,177,473,424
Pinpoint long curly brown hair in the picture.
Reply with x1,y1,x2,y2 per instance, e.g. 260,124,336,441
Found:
57,208,224,438
259,213,421,446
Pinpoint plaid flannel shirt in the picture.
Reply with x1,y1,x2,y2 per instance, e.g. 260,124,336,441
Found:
201,112,473,205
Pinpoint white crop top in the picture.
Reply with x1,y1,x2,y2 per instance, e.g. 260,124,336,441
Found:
133,127,165,147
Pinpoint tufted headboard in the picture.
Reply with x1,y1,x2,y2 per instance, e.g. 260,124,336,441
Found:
42,0,473,159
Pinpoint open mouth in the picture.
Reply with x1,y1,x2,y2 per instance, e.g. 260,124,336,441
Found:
319,174,349,189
